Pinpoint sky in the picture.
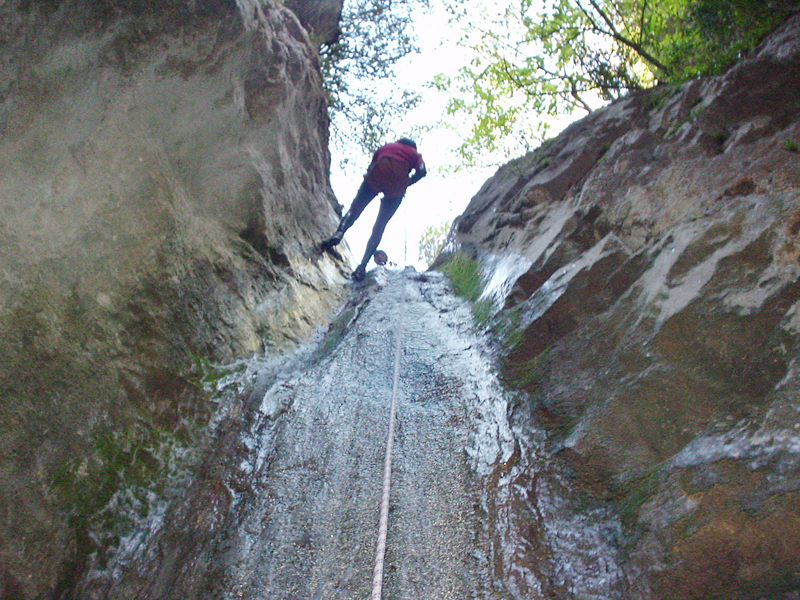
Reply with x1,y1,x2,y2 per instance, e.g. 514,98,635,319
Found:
327,0,582,272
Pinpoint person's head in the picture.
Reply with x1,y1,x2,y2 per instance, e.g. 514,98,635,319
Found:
396,137,417,149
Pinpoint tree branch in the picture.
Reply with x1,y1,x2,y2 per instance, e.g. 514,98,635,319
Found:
577,0,671,75
639,0,648,46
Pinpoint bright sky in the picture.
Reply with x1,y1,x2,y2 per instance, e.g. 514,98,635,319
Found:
328,0,581,272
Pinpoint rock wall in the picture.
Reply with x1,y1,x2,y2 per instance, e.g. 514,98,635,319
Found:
449,14,800,599
0,0,345,597
283,0,342,46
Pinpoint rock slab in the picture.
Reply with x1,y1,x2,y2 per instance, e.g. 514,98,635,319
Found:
0,0,345,597
451,14,800,599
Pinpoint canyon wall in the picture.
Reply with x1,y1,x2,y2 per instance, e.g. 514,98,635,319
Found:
448,14,800,599
4,1,799,597
0,0,345,597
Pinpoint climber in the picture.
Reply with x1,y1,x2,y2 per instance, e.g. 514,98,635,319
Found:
321,137,427,281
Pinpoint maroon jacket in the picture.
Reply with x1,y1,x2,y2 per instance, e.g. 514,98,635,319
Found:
365,142,425,198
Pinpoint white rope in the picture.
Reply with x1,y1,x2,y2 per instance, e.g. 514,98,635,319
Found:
403,194,408,265
370,279,406,600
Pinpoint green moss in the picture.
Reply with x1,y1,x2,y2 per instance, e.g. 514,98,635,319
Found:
435,253,528,350
615,467,664,527
436,251,501,328
49,420,196,571
783,138,799,153
499,306,524,351
503,348,551,391
472,298,494,329
311,303,358,363
186,352,237,389
437,251,483,303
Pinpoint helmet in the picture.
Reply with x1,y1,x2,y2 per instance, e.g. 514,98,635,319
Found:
397,137,417,149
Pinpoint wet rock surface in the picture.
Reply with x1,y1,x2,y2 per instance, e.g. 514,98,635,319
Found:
76,269,515,599
227,270,484,599
4,2,800,598
447,13,800,599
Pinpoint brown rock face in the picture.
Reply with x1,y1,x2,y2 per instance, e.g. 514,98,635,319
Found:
0,0,345,597
451,14,800,599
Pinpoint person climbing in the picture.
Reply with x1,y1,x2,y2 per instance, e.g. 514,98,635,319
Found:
321,137,427,281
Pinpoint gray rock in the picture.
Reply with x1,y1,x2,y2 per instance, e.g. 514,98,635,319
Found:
0,0,346,597
444,14,800,599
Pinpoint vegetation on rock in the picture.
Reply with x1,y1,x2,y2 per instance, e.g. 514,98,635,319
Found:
438,0,799,163
418,220,452,267
435,250,494,327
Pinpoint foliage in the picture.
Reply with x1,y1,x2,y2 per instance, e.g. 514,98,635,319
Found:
418,220,452,267
437,251,483,302
653,0,798,82
437,251,500,328
440,0,799,165
320,0,428,161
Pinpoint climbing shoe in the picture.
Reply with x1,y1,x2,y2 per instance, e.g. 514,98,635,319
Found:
352,265,366,282
320,236,340,253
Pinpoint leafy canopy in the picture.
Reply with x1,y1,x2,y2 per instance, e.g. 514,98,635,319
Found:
320,0,428,163
439,0,799,165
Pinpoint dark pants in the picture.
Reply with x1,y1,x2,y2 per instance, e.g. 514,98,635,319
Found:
341,179,404,268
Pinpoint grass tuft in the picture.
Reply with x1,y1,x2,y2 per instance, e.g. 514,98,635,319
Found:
438,251,483,303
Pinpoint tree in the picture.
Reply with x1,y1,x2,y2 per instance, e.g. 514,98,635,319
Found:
418,220,452,267
320,0,428,163
439,0,798,165
664,0,800,80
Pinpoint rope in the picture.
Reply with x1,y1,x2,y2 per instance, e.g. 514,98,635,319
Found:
370,279,406,600
403,196,408,265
